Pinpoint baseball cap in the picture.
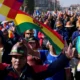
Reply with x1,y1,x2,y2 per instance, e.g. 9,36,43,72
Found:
9,42,27,56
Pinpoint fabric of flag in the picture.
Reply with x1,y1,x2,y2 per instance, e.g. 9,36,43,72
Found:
15,11,64,55
0,0,23,21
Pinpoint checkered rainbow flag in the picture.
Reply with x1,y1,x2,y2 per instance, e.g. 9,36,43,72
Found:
0,0,23,21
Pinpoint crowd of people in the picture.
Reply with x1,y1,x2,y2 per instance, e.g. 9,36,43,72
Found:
0,10,80,80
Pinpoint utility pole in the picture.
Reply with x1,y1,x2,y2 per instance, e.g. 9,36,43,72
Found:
53,0,57,11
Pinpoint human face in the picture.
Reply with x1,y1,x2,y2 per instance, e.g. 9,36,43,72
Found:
25,33,33,38
77,27,80,31
11,55,26,71
25,31,34,38
3,30,8,38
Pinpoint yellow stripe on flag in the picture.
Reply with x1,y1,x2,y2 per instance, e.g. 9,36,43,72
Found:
15,14,34,25
41,26,64,49
0,0,4,3
0,4,10,16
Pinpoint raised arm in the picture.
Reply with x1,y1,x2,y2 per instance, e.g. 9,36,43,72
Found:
33,43,75,79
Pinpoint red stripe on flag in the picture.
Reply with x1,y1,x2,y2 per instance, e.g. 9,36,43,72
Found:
12,1,22,10
38,21,64,44
7,9,17,19
3,0,16,8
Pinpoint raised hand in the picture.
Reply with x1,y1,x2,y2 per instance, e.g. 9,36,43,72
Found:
62,40,75,59
21,38,40,57
62,40,68,54
65,43,75,59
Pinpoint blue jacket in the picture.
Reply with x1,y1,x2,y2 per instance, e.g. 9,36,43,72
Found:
72,30,80,40
56,28,68,40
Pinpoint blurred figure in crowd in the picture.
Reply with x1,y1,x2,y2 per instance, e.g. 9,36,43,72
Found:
55,20,68,40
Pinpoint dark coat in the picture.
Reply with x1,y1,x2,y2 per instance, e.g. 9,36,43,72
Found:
0,54,69,80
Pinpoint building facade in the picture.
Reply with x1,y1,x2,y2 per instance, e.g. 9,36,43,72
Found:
34,0,60,11
34,0,49,11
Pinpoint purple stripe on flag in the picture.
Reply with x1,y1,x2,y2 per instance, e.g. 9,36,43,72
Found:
17,0,24,3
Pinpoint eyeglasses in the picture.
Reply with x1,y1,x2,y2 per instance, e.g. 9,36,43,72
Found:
25,33,33,35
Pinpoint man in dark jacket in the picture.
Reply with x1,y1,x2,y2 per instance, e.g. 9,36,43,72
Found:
0,41,74,80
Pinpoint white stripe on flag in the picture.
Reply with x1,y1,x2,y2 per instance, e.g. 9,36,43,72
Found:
0,3,2,8
0,14,6,21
